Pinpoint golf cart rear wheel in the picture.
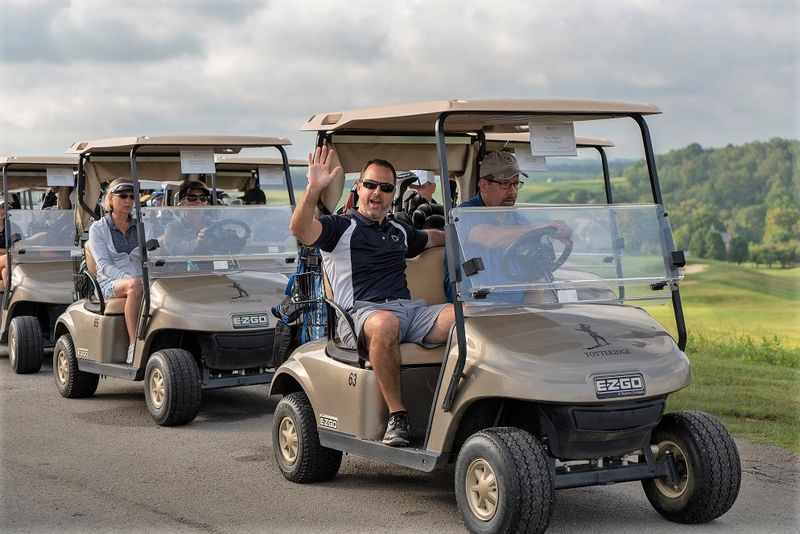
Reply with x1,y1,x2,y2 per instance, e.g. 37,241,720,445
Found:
9,316,44,374
144,349,201,426
272,391,342,483
53,334,99,398
642,411,741,524
455,427,553,534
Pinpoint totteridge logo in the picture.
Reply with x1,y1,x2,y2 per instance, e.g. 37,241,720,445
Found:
576,323,610,350
391,234,401,243
229,281,249,299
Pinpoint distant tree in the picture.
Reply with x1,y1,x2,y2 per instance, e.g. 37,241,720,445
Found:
729,205,766,244
728,236,749,265
705,230,726,260
690,231,708,259
763,206,800,244
749,242,782,268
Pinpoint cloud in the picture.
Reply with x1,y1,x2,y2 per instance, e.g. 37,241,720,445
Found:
0,0,796,159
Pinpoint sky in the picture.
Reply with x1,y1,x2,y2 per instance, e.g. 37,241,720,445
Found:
0,0,797,160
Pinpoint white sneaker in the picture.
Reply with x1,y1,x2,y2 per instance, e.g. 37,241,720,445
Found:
126,344,135,364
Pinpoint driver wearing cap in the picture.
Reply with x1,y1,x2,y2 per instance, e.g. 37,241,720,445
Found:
163,180,214,255
444,151,572,302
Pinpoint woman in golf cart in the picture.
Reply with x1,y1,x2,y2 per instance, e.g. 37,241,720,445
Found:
0,197,23,285
87,178,143,364
163,180,213,255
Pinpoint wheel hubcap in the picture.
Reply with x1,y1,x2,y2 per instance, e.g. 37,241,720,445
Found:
56,350,68,385
654,439,690,498
9,329,16,365
466,458,498,521
149,368,165,409
278,416,298,464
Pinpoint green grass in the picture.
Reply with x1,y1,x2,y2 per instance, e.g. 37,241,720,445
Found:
643,260,800,450
518,177,626,204
666,333,800,450
647,260,800,346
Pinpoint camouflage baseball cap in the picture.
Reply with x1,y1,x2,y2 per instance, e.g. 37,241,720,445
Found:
479,151,528,181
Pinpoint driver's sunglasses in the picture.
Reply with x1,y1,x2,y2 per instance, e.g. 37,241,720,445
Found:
485,178,524,190
360,180,396,193
114,192,135,200
183,194,210,202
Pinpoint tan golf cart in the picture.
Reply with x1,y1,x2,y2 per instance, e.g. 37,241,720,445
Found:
1,156,79,374
52,136,298,425
268,100,740,533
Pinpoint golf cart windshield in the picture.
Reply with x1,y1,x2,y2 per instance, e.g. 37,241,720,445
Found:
8,210,77,261
452,204,681,308
142,205,295,275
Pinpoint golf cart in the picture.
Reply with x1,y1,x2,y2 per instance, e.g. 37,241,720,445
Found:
1,156,79,374
52,135,297,425
269,100,741,533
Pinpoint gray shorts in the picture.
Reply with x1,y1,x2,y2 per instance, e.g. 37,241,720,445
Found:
338,299,449,358
99,277,118,300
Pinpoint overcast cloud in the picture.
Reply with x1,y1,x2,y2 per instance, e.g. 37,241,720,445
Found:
0,0,797,159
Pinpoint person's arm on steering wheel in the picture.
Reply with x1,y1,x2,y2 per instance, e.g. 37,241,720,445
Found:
469,219,572,248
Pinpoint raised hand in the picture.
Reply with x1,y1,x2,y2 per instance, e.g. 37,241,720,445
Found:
306,144,342,193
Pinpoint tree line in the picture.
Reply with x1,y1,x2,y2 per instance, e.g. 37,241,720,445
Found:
617,138,799,267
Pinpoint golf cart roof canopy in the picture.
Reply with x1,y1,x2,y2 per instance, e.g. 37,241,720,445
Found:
213,155,306,170
1,157,78,206
301,98,660,134
485,133,615,148
66,135,291,155
0,156,79,170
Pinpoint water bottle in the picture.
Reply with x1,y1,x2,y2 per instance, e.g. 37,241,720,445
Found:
186,261,199,272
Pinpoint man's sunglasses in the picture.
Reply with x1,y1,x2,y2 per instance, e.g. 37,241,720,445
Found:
114,192,135,200
360,180,396,193
485,178,524,190
183,194,210,202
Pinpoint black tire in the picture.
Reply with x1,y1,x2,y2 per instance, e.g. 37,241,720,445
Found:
455,427,554,534
144,349,201,426
53,334,99,398
272,391,342,483
8,316,44,374
642,411,741,524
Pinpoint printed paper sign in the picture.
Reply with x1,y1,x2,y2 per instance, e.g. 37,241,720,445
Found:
258,166,286,186
558,289,578,303
529,123,577,156
513,152,548,172
180,149,215,174
46,167,74,187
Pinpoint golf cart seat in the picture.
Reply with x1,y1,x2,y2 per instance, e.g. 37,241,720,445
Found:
324,246,448,367
83,245,126,316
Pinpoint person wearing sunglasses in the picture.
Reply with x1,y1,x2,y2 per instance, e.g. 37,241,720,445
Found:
444,151,573,302
290,145,455,447
0,197,24,288
163,180,215,256
87,177,143,364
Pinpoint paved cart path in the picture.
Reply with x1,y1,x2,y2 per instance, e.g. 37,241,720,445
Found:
1,350,798,533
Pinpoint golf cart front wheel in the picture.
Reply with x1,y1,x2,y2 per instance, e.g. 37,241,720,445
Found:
455,427,553,534
53,334,99,398
9,316,44,374
144,349,201,426
272,391,342,483
642,411,741,523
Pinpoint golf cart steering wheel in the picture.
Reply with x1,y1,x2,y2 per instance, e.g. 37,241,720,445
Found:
501,225,573,282
203,219,252,253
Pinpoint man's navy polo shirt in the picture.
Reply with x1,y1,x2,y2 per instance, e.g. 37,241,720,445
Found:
314,208,428,310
